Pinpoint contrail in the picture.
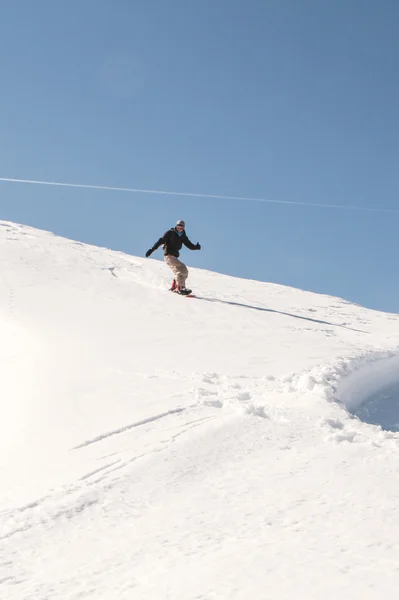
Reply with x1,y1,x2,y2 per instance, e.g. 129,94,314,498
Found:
0,176,398,214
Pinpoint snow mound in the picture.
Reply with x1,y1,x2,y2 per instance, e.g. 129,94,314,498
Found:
334,352,399,411
334,352,399,431
286,351,399,434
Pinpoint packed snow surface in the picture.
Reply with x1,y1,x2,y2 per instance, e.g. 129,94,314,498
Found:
1,220,399,599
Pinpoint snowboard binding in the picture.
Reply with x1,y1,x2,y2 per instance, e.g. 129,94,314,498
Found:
169,280,192,295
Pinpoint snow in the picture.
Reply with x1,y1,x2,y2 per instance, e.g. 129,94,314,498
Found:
2,219,399,599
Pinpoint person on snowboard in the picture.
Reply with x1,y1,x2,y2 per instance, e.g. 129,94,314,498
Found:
145,220,201,295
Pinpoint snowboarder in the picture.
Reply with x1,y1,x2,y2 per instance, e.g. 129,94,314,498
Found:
145,220,201,295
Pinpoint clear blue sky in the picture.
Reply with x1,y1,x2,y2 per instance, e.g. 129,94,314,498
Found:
1,0,399,311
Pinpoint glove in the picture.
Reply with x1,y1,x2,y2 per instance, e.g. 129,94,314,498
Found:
195,243,201,250
145,248,153,258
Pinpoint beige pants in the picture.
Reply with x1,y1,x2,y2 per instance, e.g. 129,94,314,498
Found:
164,255,188,286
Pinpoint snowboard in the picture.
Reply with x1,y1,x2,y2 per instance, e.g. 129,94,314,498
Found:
169,289,195,298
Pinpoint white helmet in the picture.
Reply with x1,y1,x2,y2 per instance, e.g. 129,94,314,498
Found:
176,220,185,227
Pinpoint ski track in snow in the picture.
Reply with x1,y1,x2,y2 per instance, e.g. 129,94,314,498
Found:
3,357,399,545
2,221,399,598
71,407,188,449
0,409,215,541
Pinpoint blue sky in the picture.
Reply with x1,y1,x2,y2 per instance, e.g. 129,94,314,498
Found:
1,0,399,311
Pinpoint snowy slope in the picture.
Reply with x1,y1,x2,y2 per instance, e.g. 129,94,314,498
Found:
1,220,399,599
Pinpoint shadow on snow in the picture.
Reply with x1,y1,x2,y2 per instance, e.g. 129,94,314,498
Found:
350,381,399,432
196,296,367,334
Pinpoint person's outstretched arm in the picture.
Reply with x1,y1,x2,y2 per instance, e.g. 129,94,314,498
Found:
182,234,201,251
145,231,170,257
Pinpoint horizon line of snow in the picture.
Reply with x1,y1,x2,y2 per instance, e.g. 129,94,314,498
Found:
1,176,399,214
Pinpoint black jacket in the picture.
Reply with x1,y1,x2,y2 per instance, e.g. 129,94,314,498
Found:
151,228,198,257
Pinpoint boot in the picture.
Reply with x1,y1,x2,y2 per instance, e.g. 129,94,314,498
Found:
176,285,192,295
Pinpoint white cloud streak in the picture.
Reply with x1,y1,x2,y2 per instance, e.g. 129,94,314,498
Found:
0,176,398,214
